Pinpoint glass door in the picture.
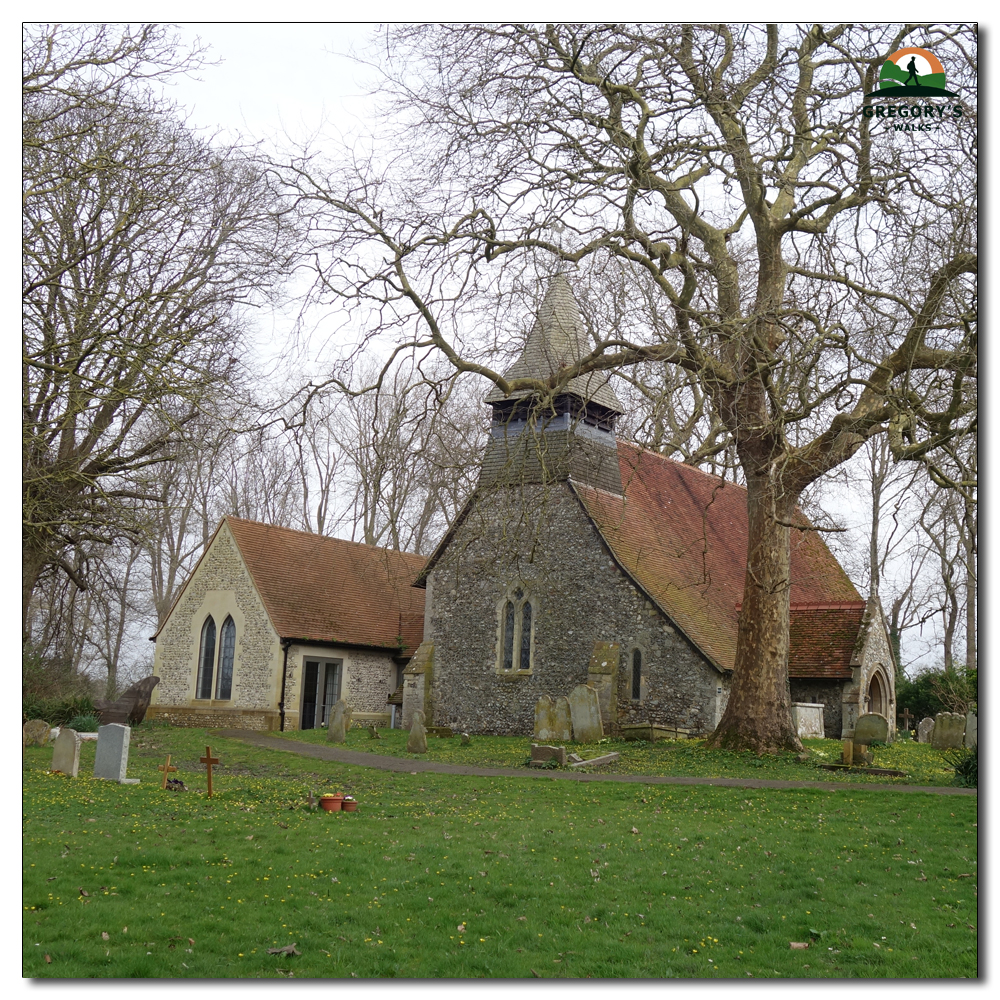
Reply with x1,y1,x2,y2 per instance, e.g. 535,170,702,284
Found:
320,661,342,727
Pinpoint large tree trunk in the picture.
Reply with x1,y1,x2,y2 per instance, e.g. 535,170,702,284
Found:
707,475,802,753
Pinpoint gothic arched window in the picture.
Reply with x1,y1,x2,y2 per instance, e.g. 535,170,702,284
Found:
216,616,236,700
631,647,642,701
498,587,535,673
196,616,216,699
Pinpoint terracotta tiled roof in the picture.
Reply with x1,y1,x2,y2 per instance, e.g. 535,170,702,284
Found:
573,443,863,672
787,604,865,679
225,517,426,654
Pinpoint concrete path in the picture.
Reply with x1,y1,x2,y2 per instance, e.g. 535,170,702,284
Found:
214,730,976,796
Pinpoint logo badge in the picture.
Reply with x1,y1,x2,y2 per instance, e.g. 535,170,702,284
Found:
866,47,958,98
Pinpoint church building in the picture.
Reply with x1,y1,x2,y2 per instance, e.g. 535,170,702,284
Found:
149,274,896,741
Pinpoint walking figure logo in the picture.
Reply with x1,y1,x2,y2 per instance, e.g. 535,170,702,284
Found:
866,47,958,97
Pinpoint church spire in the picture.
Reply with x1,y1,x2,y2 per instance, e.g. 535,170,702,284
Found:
485,273,624,414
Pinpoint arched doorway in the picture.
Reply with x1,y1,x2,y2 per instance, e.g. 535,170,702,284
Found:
867,671,886,717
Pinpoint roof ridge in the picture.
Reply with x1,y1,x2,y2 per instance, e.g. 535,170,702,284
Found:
225,515,425,563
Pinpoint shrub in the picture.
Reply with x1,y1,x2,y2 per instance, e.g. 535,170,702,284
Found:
943,745,978,788
65,714,100,732
22,695,95,726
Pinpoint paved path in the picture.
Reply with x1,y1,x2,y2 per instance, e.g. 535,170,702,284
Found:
215,730,976,796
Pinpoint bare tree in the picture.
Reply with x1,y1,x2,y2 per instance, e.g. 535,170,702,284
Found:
22,23,295,633
276,23,976,752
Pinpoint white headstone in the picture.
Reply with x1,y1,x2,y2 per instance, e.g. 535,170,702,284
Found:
51,727,82,777
917,717,935,743
93,723,131,782
791,703,825,739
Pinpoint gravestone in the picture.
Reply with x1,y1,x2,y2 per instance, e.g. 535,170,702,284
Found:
964,711,977,749
93,723,131,782
791,703,826,739
853,713,889,744
587,641,619,731
407,709,428,754
568,751,620,769
427,726,454,738
568,684,603,743
553,697,572,742
917,717,935,744
460,733,471,746
326,700,351,743
51,727,82,777
94,675,159,725
368,726,381,740
529,743,567,767
931,712,966,749
22,719,52,747
534,696,557,742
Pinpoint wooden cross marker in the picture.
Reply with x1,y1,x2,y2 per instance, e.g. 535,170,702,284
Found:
200,746,220,798
158,754,178,789
900,708,914,730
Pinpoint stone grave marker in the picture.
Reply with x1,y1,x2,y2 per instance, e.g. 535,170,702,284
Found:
427,726,454,738
553,697,572,742
568,684,603,743
327,700,351,743
791,703,825,739
853,713,889,744
22,719,52,747
407,709,428,754
534,696,557,742
94,723,132,782
460,733,471,746
51,727,82,777
917,717,935,744
931,712,966,749
529,744,567,767
368,726,381,740
964,711,977,748
568,751,620,770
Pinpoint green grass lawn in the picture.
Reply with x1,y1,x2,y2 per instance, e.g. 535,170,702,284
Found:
280,725,961,787
23,725,977,979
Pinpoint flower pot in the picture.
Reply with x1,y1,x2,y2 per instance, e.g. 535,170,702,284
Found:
342,799,358,812
320,794,343,812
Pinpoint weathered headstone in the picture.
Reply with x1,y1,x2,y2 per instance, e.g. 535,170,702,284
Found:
534,696,557,742
460,732,471,746
931,712,966,749
791,703,825,739
567,751,620,770
51,727,82,777
22,719,52,747
368,725,381,740
553,697,572,742
917,717,935,744
427,726,454,738
94,723,131,782
407,709,428,754
568,684,603,743
587,641,619,730
841,738,854,766
964,711,977,749
94,675,160,725
529,743,566,767
853,713,889,744
326,699,351,743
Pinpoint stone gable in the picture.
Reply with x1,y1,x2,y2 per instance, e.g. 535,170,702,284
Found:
424,482,725,735
152,522,281,726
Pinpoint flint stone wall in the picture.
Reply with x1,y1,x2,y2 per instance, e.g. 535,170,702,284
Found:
423,483,724,735
789,679,844,739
